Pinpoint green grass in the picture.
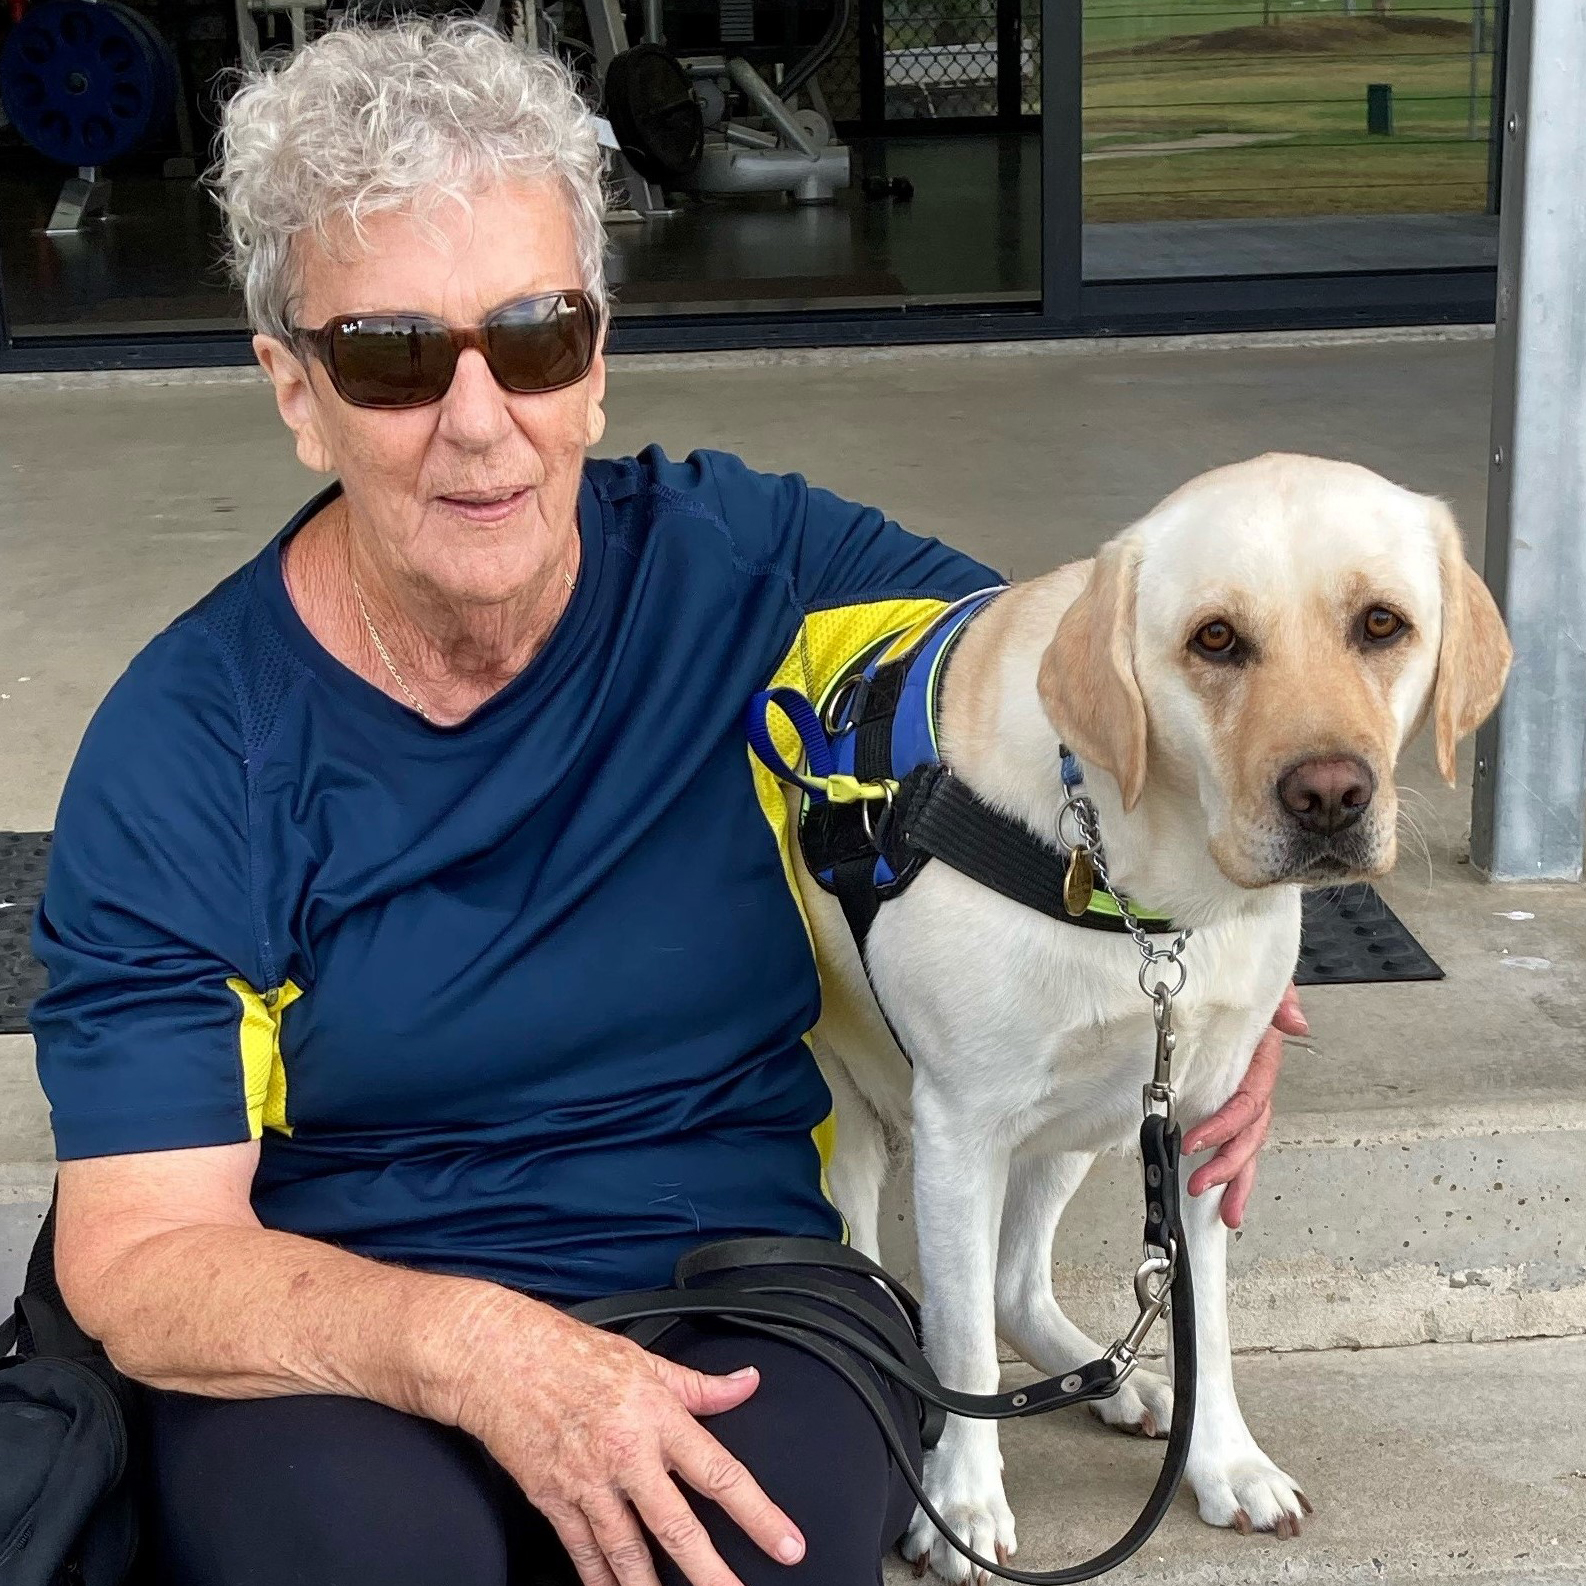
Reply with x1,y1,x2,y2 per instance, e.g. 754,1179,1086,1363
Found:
1075,3,1497,220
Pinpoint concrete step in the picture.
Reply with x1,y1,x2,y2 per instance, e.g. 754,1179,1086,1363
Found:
885,1336,1586,1586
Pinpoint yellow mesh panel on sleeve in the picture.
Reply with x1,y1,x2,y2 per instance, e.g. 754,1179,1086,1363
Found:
226,977,304,1139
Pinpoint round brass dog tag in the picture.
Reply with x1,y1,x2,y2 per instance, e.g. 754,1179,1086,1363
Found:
1063,850,1095,916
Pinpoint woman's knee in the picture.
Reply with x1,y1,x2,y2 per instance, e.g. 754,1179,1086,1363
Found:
144,1391,533,1586
651,1323,920,1585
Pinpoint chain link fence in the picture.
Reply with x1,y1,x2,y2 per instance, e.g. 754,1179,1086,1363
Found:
816,0,1037,127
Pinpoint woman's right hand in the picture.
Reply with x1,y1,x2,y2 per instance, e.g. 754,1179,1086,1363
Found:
455,1300,806,1586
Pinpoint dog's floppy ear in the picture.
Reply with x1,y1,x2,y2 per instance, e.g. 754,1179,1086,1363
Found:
1428,500,1511,787
1039,539,1147,810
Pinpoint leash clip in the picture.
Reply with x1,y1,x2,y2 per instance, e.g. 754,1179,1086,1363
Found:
1142,982,1178,1128
1104,1249,1175,1382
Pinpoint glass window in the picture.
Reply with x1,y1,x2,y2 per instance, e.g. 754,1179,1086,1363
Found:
0,0,1041,343
1082,1,1502,280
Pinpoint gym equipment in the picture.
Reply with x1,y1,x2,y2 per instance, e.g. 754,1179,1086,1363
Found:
581,0,851,215
862,173,913,201
603,41,702,184
0,0,183,231
0,0,177,168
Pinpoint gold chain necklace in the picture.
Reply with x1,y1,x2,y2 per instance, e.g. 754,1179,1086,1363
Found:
354,568,575,724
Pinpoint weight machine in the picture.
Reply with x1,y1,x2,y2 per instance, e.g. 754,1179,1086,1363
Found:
577,0,852,216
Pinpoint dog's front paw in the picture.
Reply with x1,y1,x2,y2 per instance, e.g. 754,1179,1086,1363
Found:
901,1443,1017,1583
1088,1367,1173,1439
1189,1439,1313,1538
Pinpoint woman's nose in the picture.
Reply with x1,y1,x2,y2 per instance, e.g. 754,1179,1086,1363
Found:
437,347,513,444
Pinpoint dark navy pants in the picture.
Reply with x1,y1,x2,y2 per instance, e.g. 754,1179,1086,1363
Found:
142,1274,922,1586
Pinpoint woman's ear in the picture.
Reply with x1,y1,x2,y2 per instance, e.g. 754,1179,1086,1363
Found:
254,334,335,475
584,342,608,448
1427,500,1512,786
1039,539,1148,809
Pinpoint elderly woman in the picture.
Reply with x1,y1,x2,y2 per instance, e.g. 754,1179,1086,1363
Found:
30,19,1300,1586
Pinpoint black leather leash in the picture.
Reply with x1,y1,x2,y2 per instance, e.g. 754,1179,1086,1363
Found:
571,1109,1193,1584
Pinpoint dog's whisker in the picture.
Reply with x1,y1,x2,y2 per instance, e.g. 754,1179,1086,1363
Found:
1394,807,1435,896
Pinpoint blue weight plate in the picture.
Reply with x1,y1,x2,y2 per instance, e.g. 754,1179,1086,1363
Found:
0,0,174,167
115,3,178,134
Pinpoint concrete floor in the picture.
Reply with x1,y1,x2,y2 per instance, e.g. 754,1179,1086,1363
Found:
880,1339,1586,1585
1,327,1583,1582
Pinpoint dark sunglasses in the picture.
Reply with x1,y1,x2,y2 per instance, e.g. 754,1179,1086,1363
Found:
291,289,601,410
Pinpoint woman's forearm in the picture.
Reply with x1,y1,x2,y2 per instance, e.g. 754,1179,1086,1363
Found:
84,1221,537,1424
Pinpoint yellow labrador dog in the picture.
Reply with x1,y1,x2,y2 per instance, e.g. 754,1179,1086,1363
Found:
798,455,1511,1581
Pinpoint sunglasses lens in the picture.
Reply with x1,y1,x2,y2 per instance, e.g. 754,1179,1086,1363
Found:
328,317,456,408
487,294,596,394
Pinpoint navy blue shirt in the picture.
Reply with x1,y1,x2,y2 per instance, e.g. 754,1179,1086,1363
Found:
32,448,995,1302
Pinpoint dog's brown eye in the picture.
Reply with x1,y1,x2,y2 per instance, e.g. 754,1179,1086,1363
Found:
1363,607,1405,643
1192,620,1238,657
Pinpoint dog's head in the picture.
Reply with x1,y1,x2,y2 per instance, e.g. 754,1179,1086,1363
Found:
1038,454,1512,889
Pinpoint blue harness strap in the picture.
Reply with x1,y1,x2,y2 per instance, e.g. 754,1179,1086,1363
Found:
744,589,1177,937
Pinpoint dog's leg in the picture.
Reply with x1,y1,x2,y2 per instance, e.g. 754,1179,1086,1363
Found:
901,1089,1017,1584
994,1148,1174,1439
1180,1164,1311,1538
819,1059,889,1262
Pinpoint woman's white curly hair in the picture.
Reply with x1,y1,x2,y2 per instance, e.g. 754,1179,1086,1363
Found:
209,17,607,341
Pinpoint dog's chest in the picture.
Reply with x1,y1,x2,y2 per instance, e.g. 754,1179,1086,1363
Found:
1013,994,1267,1152
864,870,1297,1149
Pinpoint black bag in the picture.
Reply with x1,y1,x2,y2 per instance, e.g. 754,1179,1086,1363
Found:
1,1191,140,1586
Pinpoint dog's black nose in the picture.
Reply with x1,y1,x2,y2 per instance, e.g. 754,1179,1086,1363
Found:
1277,757,1375,835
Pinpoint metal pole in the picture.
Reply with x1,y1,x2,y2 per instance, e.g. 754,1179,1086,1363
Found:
1039,0,1081,320
857,0,885,134
996,0,1021,126
1470,0,1586,882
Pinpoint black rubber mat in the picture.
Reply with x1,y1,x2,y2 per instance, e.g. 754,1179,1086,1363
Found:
0,832,50,1035
0,837,1442,1035
1296,883,1443,986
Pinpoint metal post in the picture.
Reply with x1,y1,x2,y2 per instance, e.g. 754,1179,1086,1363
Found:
1470,0,1586,882
857,0,885,134
996,0,1021,126
1039,0,1081,320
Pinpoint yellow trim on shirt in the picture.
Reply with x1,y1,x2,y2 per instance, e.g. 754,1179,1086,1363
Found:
227,977,303,1139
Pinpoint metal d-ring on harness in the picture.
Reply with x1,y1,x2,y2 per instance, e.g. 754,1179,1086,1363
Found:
571,786,1200,1585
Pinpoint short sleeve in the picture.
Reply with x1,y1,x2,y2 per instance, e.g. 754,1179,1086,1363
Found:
683,449,1001,609
31,622,268,1161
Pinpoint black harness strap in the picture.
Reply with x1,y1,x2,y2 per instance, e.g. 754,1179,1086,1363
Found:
894,765,1163,938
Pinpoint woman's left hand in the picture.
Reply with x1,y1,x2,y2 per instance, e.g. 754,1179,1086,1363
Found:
1182,982,1307,1230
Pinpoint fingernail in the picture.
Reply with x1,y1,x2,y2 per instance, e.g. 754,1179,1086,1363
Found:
728,1367,758,1380
778,1537,804,1563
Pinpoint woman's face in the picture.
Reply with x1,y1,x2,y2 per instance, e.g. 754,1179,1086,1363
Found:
257,178,606,604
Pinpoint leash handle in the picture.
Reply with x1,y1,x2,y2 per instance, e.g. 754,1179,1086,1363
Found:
573,1115,1193,1586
